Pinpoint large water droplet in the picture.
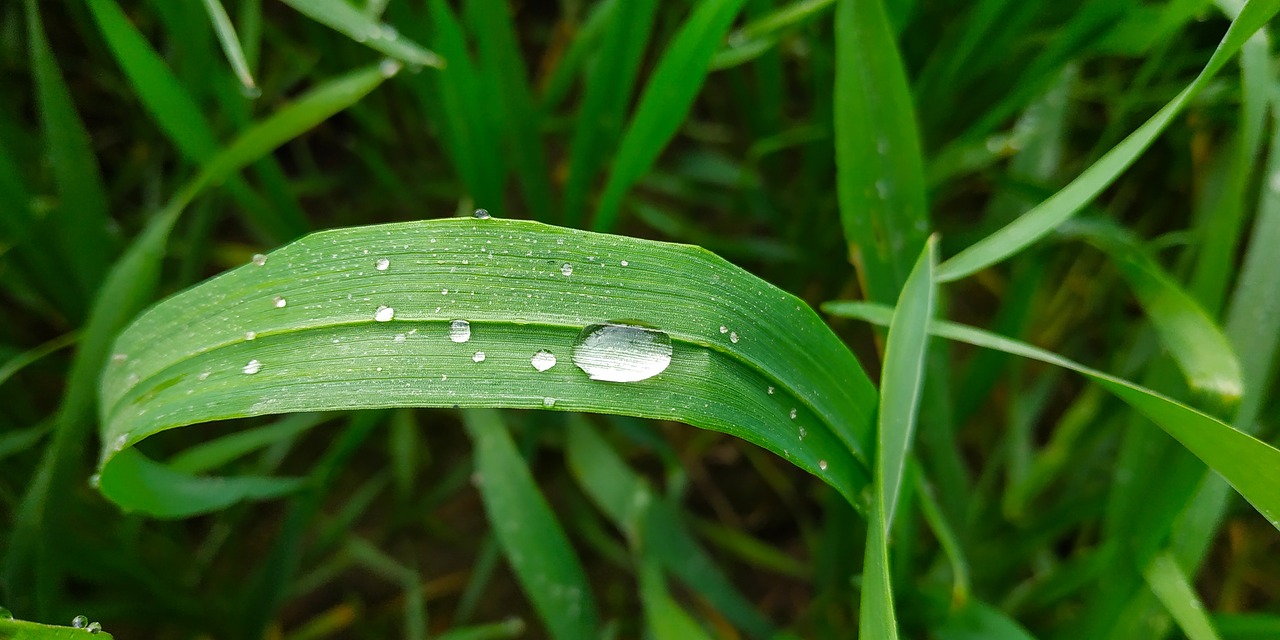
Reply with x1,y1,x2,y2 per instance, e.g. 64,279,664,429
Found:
449,319,472,342
472,351,486,363
273,296,287,308
252,253,267,266
87,621,102,634
243,360,262,375
571,323,672,382
375,305,395,322
72,615,88,628
531,350,557,371
560,263,573,276
474,209,491,219
376,258,390,271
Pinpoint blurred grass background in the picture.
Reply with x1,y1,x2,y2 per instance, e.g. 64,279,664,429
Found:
1,0,1279,638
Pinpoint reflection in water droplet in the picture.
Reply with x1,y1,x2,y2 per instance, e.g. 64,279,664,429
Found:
571,323,672,382
474,208,492,219
543,397,556,407
531,350,557,371
450,319,472,342
472,351,486,363
818,460,828,471
72,615,88,628
273,296,287,308
252,253,267,266
376,258,390,271
243,360,262,375
561,263,573,276
375,305,395,322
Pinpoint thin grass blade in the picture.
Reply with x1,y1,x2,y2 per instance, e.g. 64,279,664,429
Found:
639,554,713,640
1143,551,1223,640
280,0,444,68
199,0,258,95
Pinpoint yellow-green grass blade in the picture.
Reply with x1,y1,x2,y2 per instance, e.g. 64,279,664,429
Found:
96,217,876,517
25,0,116,300
824,301,1280,534
935,0,1280,283
0,616,116,639
1143,551,1222,640
463,409,599,640
1061,218,1243,402
592,0,749,232
834,0,930,304
279,0,444,69
199,0,258,96
859,237,937,640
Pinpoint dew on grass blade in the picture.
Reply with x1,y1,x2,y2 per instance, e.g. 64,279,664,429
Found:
531,350,557,371
572,323,672,382
244,331,256,340
473,208,492,219
378,58,402,77
243,360,262,375
730,331,739,343
561,263,574,276
272,296,286,308
818,460,828,471
543,397,556,407
789,408,797,420
376,258,389,271
473,351,486,363
375,305,395,322
87,621,102,633
251,253,267,266
72,615,87,628
719,325,728,334
449,320,471,342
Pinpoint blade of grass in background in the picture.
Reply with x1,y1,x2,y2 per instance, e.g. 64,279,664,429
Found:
833,0,929,304
199,0,258,96
537,0,616,113
824,301,1280,533
859,237,937,639
639,554,713,640
279,0,444,69
592,0,748,231
463,409,599,640
935,0,1280,283
1143,551,1223,640
562,0,659,227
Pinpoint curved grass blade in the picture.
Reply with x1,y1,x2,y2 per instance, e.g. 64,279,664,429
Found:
935,0,1280,283
463,409,599,640
834,0,930,304
824,301,1280,532
280,0,444,69
592,0,749,231
859,237,937,640
0,331,77,389
96,218,877,516
199,0,258,95
1060,218,1243,401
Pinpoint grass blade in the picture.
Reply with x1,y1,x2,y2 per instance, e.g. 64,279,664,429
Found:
935,0,1280,283
639,553,713,640
859,237,938,639
834,0,930,303
279,0,444,68
592,0,749,231
96,218,877,515
463,409,599,639
824,301,1280,533
199,0,258,96
0,617,116,639
1143,551,1223,640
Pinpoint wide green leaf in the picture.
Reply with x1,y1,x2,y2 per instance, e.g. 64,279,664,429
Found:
97,218,877,515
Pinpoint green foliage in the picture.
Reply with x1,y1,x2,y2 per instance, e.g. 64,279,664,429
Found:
1,0,1278,638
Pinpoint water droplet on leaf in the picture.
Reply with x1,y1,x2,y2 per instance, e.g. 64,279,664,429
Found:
531,350,557,371
472,351,486,363
243,360,262,375
818,460,828,471
273,296,287,308
561,263,573,276
789,408,797,420
449,320,472,342
474,209,491,219
375,305,395,322
571,323,672,382
376,258,389,271
244,331,256,341
72,615,88,628
543,397,556,407
730,331,739,343
252,253,267,266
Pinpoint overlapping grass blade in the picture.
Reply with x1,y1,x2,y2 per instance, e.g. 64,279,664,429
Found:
463,409,599,639
859,238,937,639
199,0,258,95
280,0,444,68
592,0,749,231
833,0,929,304
935,0,1280,283
824,301,1280,532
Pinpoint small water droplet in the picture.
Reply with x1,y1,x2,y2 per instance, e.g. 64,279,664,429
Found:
571,323,672,382
789,408,797,420
531,350,557,371
375,305,395,322
442,288,449,295
620,260,629,266
798,426,807,440
767,386,775,395
561,263,573,276
111,353,128,363
394,333,406,343
450,319,472,342
243,360,262,374
244,331,256,341
543,397,556,407
474,209,491,219
472,351,486,362
378,58,402,77
72,615,88,628
376,258,390,271
719,326,728,334
198,371,211,381
729,331,739,343
88,473,101,488
252,253,267,266
818,459,828,471
273,296,287,308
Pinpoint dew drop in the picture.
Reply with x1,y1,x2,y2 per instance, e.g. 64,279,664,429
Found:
531,350,557,371
243,360,262,375
87,622,102,633
620,260,628,266
798,426,807,440
376,258,390,271
251,253,267,266
818,459,828,471
474,208,492,219
273,296,287,308
472,351,486,363
449,319,472,342
730,331,739,343
571,323,672,382
719,325,728,334
72,615,88,628
197,371,211,381
789,408,797,420
543,397,556,407
561,263,574,276
378,58,402,77
244,331,256,340
111,353,128,363
767,386,775,395
375,305,395,322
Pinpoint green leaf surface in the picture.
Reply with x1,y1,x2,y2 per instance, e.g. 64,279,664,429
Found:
593,0,749,231
823,301,1280,533
97,218,876,515
463,409,599,640
935,0,1280,283
859,237,937,640
279,0,444,68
